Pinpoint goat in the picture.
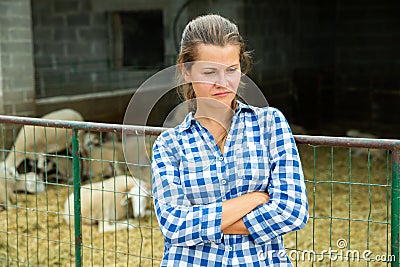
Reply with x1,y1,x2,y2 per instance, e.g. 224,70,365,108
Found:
14,172,45,194
0,165,16,209
63,175,150,233
81,131,151,182
4,109,84,179
81,143,126,179
0,165,45,209
128,181,150,219
108,136,151,183
80,131,114,149
80,132,125,179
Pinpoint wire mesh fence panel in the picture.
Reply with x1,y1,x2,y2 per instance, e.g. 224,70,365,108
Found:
0,120,162,267
0,116,398,266
285,145,394,266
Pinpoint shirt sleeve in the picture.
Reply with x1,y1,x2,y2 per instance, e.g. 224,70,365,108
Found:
242,108,309,245
152,131,223,247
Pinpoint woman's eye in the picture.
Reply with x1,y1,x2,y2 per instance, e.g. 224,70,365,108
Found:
202,71,215,75
226,68,237,73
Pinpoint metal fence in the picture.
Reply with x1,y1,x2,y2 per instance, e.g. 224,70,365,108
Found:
0,115,398,267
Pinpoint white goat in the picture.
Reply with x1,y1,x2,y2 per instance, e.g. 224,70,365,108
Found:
120,135,152,182
63,175,150,233
82,131,149,163
81,132,119,177
81,142,126,179
81,131,151,182
14,172,46,194
0,166,16,208
0,166,45,209
81,131,114,149
5,109,84,179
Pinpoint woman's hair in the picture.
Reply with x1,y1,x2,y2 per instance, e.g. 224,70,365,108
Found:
176,14,251,110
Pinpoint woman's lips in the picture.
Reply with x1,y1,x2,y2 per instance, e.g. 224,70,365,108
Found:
213,91,231,97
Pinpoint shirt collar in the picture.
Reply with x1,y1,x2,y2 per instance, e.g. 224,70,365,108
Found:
176,101,257,133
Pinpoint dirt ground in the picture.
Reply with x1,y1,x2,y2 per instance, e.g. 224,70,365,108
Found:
0,145,393,266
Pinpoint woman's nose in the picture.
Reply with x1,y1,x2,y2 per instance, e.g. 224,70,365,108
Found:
215,72,228,87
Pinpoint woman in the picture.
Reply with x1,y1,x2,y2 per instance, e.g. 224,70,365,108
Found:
152,14,308,266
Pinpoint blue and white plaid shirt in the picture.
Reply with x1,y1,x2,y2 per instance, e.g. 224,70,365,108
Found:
152,101,308,266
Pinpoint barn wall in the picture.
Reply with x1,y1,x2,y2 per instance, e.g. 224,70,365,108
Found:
0,0,35,116
32,0,186,123
32,0,181,99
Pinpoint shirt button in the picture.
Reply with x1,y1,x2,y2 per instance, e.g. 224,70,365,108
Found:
219,156,224,161
228,246,233,251
221,179,227,185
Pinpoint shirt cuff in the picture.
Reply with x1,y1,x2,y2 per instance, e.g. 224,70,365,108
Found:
243,207,272,245
200,201,223,243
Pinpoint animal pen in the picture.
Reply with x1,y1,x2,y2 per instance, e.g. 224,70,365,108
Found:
0,115,399,267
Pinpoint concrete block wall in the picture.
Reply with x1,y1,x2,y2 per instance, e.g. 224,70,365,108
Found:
0,0,35,116
32,0,105,65
32,0,187,123
32,0,186,99
32,0,110,98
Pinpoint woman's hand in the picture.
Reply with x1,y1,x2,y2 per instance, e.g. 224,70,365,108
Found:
247,191,270,206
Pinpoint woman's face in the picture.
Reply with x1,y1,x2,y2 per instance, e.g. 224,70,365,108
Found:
185,44,241,110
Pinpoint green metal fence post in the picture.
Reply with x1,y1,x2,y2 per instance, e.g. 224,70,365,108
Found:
72,129,82,267
392,148,400,266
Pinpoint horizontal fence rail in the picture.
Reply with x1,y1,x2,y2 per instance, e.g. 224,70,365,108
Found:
0,114,399,266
